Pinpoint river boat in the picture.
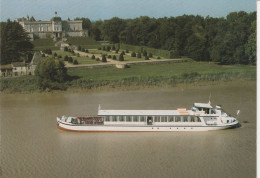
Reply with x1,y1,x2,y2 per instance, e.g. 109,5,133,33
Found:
57,102,239,132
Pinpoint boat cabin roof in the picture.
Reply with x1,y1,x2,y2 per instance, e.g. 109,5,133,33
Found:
98,109,192,116
193,103,213,109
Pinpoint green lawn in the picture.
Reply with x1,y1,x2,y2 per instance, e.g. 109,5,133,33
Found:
52,50,101,64
68,61,256,81
32,38,59,50
67,37,101,49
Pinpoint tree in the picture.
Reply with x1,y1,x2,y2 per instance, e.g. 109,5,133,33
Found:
68,57,73,63
101,17,126,43
64,55,69,61
102,54,107,62
91,55,95,59
1,20,34,64
106,46,111,51
119,53,124,61
137,52,142,58
145,56,149,60
64,46,68,51
113,55,117,60
131,52,136,57
73,60,79,65
143,50,147,57
149,53,153,58
35,57,68,89
245,21,256,64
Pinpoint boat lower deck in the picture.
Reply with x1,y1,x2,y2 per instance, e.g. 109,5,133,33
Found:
57,121,237,132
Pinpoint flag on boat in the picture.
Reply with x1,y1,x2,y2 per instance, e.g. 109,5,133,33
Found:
236,110,240,115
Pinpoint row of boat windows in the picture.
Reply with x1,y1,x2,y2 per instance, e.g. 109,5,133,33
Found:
103,116,201,122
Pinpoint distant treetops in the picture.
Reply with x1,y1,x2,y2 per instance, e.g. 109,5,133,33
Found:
87,11,256,65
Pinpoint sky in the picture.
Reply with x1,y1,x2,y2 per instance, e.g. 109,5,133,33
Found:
0,0,256,21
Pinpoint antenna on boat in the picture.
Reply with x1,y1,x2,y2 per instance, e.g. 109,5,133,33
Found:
208,92,211,105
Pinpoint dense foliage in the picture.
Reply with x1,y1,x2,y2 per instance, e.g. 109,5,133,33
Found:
85,11,255,64
1,20,34,65
35,57,68,90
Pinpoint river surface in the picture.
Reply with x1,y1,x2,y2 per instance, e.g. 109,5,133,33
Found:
1,80,256,178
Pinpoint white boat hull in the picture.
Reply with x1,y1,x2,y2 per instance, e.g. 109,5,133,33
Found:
57,120,238,132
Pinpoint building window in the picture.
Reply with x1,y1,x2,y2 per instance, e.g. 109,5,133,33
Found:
133,116,138,122
169,116,174,122
183,116,188,122
154,116,159,122
161,116,167,122
176,116,181,122
190,116,195,122
119,116,124,122
140,116,145,122
105,116,109,121
126,116,131,122
112,116,117,122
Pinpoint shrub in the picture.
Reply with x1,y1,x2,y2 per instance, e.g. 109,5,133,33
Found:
85,49,89,53
42,53,46,57
131,52,136,57
106,46,111,52
71,50,75,54
76,53,80,57
73,60,79,65
77,46,82,51
126,49,129,53
157,56,161,59
68,48,71,52
35,58,68,90
42,48,52,55
98,47,101,50
112,45,115,50
108,55,112,58
149,53,153,58
81,48,85,52
64,46,68,51
137,52,142,58
145,56,149,60
64,55,69,61
58,55,62,58
102,54,107,62
115,49,119,54
119,53,124,61
91,55,95,59
122,51,125,55
96,57,100,61
68,57,73,63
143,50,147,57
113,55,117,60
53,52,57,57
102,46,106,51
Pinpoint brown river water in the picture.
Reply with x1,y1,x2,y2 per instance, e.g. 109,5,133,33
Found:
1,80,256,178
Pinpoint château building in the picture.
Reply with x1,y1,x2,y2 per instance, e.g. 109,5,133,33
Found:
15,12,88,40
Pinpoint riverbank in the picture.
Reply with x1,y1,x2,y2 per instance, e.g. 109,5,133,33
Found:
0,61,256,94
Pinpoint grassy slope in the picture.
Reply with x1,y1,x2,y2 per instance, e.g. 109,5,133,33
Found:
67,37,101,49
68,61,256,81
32,39,59,50
0,61,256,93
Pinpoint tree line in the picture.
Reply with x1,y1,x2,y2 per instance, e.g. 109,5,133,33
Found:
0,11,255,66
77,11,256,64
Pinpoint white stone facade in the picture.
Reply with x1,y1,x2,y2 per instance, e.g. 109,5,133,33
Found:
15,12,88,40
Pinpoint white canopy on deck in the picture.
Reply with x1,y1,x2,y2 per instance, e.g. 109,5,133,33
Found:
98,109,193,116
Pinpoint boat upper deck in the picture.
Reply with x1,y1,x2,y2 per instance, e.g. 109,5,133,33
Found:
98,109,194,116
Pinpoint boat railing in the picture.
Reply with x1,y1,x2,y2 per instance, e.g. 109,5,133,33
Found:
72,116,104,125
